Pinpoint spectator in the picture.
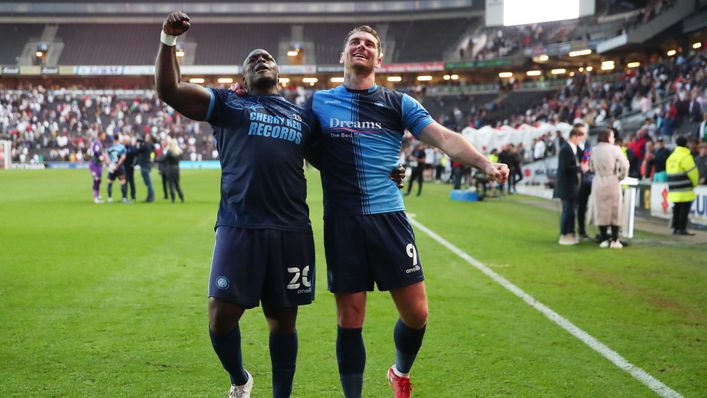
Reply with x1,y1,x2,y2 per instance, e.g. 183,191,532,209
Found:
553,125,587,245
688,92,703,122
123,134,137,203
697,112,707,142
498,144,515,194
136,133,156,202
590,128,630,248
553,130,565,156
641,140,655,180
164,136,185,203
652,137,671,182
695,143,707,185
577,140,593,240
157,140,169,200
406,143,426,197
533,137,546,161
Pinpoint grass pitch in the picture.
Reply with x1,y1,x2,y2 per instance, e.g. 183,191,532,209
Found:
0,169,705,397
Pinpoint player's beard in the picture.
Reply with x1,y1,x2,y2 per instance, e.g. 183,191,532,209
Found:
249,74,277,92
346,53,376,75
347,59,374,75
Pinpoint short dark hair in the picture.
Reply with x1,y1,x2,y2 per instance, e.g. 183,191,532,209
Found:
596,128,612,143
569,126,585,138
675,136,687,147
343,25,383,58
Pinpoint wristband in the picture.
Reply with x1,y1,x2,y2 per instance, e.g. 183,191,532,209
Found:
160,31,177,47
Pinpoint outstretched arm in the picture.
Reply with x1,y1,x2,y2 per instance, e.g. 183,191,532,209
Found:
155,11,211,121
419,121,509,184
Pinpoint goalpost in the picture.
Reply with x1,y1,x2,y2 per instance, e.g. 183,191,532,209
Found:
0,140,11,169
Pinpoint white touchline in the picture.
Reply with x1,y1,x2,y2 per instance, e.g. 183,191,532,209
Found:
408,217,684,398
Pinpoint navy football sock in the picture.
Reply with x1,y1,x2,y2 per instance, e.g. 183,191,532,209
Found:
337,327,365,398
209,325,249,386
107,182,113,198
394,319,426,374
269,331,297,398
120,184,127,199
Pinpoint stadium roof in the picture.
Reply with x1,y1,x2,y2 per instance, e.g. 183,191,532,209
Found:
0,1,483,23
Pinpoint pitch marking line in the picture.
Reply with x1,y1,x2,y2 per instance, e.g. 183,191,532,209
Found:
408,217,684,398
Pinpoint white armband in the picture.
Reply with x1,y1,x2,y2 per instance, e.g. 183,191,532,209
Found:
160,31,177,47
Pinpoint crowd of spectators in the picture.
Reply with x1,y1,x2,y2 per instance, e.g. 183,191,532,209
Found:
0,49,703,167
624,0,676,32
423,50,705,141
457,0,677,62
0,86,214,164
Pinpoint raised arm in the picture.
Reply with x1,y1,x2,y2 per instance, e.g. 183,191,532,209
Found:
155,11,212,121
419,121,509,184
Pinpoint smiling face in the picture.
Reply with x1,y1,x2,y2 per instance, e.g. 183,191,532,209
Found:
341,27,383,74
242,49,278,92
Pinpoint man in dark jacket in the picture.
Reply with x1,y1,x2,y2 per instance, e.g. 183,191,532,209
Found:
136,134,156,202
123,135,138,203
498,144,515,194
553,124,587,245
652,137,670,182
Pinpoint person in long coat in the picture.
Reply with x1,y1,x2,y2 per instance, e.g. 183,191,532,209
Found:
590,128,629,248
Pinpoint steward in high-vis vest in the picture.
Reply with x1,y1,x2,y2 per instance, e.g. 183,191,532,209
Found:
666,136,699,235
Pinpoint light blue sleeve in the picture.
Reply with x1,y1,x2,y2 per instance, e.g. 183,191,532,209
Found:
204,88,217,122
401,93,435,138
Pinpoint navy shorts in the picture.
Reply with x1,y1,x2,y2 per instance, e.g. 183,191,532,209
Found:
209,226,315,308
324,211,424,293
107,165,126,181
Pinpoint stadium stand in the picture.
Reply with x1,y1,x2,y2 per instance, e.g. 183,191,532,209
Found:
303,23,359,64
2,19,478,66
189,24,291,65
57,24,158,65
410,51,705,132
456,0,678,62
25,0,361,2
0,88,213,163
0,0,704,166
2,46,704,164
0,24,44,65
387,18,476,62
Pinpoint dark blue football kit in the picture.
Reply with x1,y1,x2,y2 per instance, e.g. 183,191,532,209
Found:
206,88,318,308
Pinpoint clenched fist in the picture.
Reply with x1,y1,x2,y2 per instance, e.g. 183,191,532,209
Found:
163,11,191,36
485,162,510,185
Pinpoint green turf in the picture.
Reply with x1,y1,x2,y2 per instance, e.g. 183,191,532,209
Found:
0,169,705,397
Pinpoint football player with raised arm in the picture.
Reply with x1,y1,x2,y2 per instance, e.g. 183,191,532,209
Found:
156,11,320,398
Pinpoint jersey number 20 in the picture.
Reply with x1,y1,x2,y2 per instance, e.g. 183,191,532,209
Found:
287,265,311,290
